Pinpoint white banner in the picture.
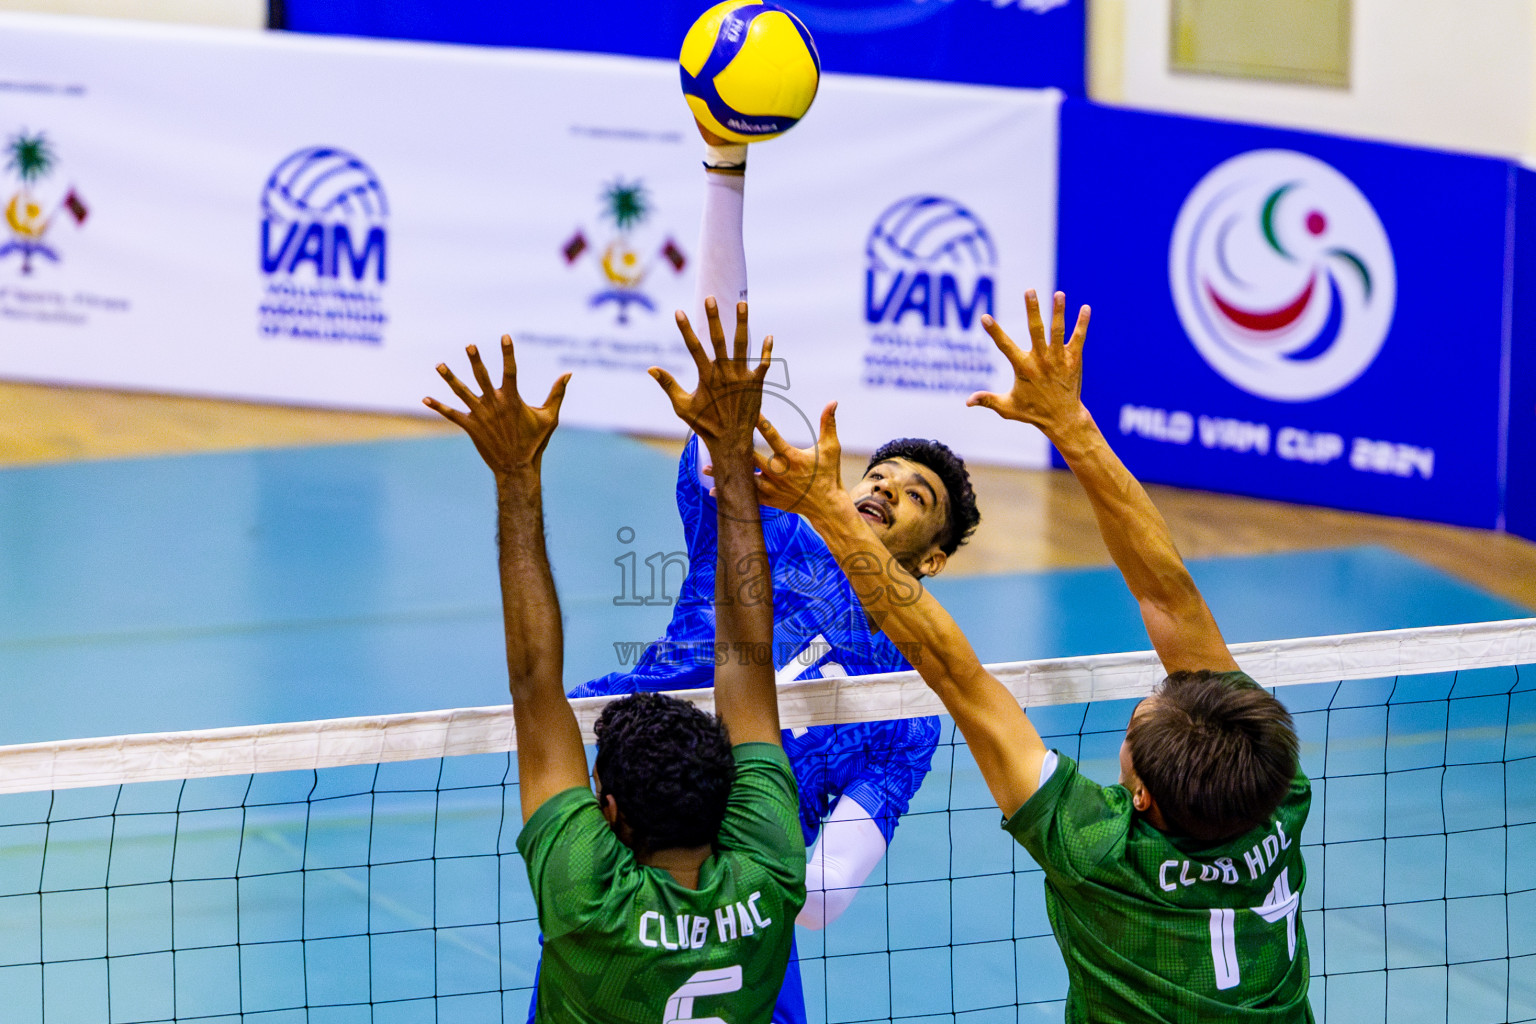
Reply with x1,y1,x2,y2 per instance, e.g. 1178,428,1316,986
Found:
0,14,1059,465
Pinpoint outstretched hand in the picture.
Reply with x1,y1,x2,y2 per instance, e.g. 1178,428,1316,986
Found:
423,335,571,476
754,401,847,521
967,290,1091,439
650,298,774,457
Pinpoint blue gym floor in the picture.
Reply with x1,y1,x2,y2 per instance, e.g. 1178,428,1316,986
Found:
0,431,1530,1024
0,430,1525,745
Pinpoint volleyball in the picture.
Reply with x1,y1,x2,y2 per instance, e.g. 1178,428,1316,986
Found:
679,1,821,144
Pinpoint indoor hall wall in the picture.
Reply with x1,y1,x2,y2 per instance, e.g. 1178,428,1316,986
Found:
0,0,262,29
1089,0,1536,163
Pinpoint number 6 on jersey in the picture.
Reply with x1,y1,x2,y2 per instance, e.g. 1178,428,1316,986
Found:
663,965,743,1024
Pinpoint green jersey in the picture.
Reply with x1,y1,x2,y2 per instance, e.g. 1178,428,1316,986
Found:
1006,720,1312,1022
517,743,806,1024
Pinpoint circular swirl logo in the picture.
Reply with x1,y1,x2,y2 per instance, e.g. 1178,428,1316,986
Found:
1169,150,1395,402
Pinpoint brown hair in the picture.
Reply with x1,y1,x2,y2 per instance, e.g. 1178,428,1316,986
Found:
1126,671,1298,842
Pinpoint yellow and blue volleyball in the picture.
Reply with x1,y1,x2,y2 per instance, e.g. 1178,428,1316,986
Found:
679,1,821,144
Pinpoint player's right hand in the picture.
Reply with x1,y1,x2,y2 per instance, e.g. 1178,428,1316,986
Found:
755,401,848,523
423,336,570,477
650,297,774,460
967,290,1092,442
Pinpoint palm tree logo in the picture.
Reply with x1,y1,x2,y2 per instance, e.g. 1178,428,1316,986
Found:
3,129,89,275
600,180,650,292
562,177,687,324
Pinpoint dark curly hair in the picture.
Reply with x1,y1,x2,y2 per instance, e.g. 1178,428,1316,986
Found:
866,438,981,556
1127,671,1299,842
593,692,736,855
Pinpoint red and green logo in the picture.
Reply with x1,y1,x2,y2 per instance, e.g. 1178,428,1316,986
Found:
1170,150,1394,402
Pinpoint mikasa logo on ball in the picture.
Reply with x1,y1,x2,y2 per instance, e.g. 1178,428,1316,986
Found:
1169,150,1396,402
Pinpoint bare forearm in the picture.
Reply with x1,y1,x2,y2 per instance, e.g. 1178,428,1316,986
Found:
712,454,779,740
805,498,1046,815
805,497,983,691
1044,409,1236,671
495,470,564,697
494,467,589,820
425,338,585,822
1047,409,1197,609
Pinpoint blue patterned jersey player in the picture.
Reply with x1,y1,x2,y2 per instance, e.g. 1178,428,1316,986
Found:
558,124,982,1024
576,430,964,860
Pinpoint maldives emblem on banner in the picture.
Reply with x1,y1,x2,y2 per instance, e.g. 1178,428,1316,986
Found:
1169,149,1396,402
2,129,89,276
258,146,389,345
562,178,687,326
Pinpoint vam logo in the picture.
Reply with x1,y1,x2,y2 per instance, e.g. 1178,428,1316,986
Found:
261,147,387,283
862,195,999,394
258,146,388,344
1169,150,1395,402
865,195,995,330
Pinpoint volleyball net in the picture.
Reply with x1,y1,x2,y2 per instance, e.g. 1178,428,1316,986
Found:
0,618,1532,1023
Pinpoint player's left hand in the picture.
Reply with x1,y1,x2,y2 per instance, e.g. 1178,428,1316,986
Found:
651,297,774,459
967,290,1092,441
755,401,848,522
423,335,571,477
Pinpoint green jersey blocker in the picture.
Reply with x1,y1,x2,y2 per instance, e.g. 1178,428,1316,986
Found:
1007,696,1312,1022
518,743,807,1024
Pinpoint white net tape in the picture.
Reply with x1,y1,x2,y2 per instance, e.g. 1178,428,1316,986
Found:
2,617,1532,795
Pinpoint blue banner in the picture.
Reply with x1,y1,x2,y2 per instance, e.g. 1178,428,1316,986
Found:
1056,101,1510,529
282,0,1085,93
1508,169,1536,541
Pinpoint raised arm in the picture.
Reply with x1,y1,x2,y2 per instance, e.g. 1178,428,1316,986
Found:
423,338,589,822
651,298,781,747
968,291,1239,675
687,122,751,485
755,405,1047,818
693,123,749,329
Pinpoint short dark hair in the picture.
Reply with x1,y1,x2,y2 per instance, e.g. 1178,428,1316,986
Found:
1126,671,1298,842
866,438,980,556
593,692,735,855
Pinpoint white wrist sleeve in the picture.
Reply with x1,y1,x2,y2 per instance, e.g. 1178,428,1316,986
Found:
694,168,747,332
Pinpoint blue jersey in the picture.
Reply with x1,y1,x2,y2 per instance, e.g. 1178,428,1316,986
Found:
571,435,940,844
551,437,940,1024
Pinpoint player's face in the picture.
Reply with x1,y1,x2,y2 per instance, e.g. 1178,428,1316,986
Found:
849,457,951,577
